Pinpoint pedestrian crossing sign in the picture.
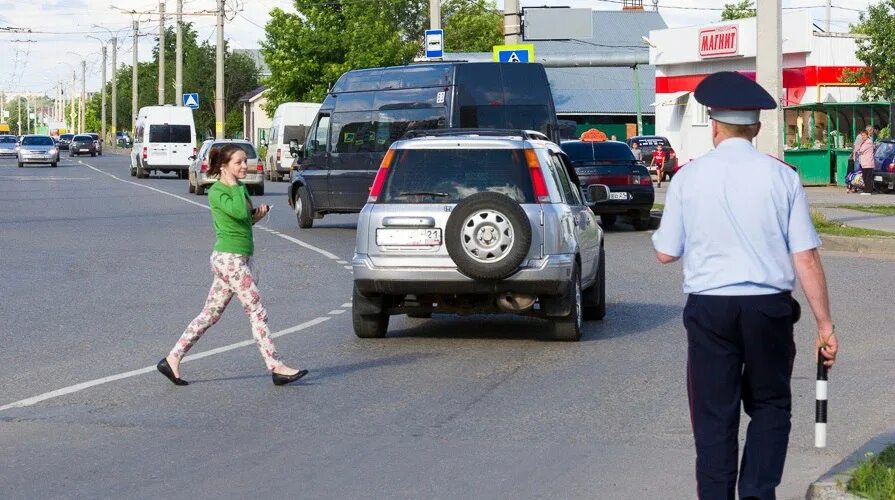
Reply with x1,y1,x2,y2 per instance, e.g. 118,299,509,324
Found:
492,44,535,63
183,93,200,109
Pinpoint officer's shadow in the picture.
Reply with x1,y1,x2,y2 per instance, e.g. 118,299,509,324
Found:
581,302,682,341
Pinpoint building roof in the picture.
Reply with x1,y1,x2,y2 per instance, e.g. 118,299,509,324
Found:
234,49,271,77
450,9,666,116
238,86,267,103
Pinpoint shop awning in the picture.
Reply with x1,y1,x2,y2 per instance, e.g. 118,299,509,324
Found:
651,91,690,107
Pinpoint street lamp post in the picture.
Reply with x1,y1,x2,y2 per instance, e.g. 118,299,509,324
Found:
87,35,108,146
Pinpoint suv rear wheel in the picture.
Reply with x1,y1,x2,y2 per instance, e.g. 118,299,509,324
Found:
352,286,389,338
553,263,583,341
445,192,532,280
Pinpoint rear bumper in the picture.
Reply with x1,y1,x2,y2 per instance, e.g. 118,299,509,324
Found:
587,186,654,215
352,253,574,296
873,172,895,185
146,164,189,171
20,155,58,163
197,172,263,187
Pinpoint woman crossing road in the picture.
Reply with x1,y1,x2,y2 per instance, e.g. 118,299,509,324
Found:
157,144,308,387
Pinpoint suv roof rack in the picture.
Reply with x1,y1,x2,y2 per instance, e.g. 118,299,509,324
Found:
401,128,549,141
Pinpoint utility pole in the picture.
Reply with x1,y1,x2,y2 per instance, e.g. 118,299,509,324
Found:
504,0,521,45
756,0,783,158
825,0,831,33
17,95,22,135
26,96,31,134
215,0,225,139
133,20,139,133
429,0,440,30
80,59,86,133
176,0,183,106
100,45,108,143
159,1,166,104
110,37,118,142
633,65,643,136
71,70,77,132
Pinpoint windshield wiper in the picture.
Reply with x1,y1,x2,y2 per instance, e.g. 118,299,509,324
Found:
397,191,450,198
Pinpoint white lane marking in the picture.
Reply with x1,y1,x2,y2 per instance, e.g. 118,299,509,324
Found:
78,160,342,261
0,316,331,413
341,303,352,308
0,176,91,181
337,260,348,264
343,266,352,270
327,310,345,315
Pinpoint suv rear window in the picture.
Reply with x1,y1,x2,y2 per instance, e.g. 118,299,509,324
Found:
381,148,534,204
562,141,635,164
149,125,192,143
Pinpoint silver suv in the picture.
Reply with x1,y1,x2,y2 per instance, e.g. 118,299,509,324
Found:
351,130,609,341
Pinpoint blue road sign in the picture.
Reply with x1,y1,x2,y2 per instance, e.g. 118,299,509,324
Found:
183,93,200,109
425,29,444,59
493,44,535,63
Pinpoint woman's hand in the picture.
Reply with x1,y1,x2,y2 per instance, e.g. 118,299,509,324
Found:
252,204,270,224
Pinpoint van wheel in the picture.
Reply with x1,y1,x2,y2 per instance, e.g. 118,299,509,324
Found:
51,162,58,168
254,184,264,196
188,173,196,193
17,162,23,168
294,185,314,228
136,162,147,178
270,169,280,182
195,182,205,196
130,165,136,176
445,192,531,280
583,248,606,320
553,264,583,341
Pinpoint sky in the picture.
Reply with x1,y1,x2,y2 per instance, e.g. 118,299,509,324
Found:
0,0,874,95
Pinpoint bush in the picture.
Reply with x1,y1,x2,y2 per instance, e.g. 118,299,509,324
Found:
847,444,895,499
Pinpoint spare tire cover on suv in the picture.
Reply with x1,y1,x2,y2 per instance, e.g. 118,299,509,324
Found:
445,192,533,280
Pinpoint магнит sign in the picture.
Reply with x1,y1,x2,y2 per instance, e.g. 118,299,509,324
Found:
699,26,738,58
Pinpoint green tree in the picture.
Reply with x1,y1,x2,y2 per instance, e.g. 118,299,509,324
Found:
261,0,502,113
721,1,756,20
442,0,502,52
845,0,895,100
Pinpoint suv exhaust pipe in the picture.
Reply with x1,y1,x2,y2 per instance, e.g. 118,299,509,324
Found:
497,293,536,313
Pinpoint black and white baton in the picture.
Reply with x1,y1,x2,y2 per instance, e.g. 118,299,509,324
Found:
815,348,828,448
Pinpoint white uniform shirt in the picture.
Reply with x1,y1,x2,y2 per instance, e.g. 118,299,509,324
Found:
652,138,821,296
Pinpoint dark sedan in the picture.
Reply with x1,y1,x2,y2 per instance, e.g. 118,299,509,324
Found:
561,139,655,230
57,133,74,150
69,134,96,157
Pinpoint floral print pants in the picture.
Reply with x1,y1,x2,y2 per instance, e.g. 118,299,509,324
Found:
169,251,283,370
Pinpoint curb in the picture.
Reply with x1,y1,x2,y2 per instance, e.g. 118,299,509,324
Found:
819,234,895,256
806,429,895,499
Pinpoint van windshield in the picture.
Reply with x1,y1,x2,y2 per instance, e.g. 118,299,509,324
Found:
149,124,192,143
380,148,534,204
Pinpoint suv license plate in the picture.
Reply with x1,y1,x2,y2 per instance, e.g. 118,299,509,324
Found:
609,192,630,200
875,175,883,182
377,228,442,247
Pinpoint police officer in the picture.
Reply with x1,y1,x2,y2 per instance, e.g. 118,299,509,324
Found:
651,71,839,500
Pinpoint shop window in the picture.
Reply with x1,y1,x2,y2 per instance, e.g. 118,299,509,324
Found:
693,101,709,127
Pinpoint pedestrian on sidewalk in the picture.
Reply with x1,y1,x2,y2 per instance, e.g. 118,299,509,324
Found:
631,141,643,162
652,71,838,500
650,143,667,187
157,144,308,387
857,129,876,195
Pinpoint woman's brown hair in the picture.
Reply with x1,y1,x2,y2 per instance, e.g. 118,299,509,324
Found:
207,144,244,177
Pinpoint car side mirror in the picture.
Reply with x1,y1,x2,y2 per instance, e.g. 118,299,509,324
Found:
588,184,610,203
188,155,197,161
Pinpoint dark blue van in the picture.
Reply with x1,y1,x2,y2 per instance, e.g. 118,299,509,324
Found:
873,139,895,192
287,62,560,228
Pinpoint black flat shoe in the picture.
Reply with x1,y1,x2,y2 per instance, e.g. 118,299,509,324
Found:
272,369,308,386
157,358,189,386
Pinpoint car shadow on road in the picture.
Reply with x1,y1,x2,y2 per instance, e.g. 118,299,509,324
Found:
581,302,681,341
307,353,439,382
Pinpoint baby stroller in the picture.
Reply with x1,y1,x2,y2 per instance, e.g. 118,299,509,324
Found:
846,168,863,193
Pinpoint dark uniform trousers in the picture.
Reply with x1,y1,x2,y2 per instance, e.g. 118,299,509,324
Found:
684,293,797,500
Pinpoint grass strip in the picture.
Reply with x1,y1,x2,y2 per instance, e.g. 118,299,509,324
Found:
652,203,664,212
812,210,895,238
833,205,895,216
847,443,895,500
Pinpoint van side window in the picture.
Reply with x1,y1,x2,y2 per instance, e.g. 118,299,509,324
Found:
331,112,376,153
374,108,445,151
305,114,330,154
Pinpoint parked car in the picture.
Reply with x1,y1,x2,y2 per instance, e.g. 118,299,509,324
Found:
116,131,132,148
626,136,678,182
265,102,319,182
17,135,59,167
872,139,895,192
288,62,561,228
86,133,102,156
0,135,18,157
188,139,264,196
561,139,655,230
131,105,197,179
57,133,74,150
69,134,97,157
351,129,608,341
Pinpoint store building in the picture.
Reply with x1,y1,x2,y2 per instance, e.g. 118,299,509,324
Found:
649,11,880,184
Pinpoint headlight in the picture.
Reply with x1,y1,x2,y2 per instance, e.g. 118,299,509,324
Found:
48,148,57,155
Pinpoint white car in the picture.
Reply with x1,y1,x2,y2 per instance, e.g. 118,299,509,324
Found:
188,139,265,196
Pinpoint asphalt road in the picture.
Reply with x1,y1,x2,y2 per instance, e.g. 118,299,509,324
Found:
1,153,893,499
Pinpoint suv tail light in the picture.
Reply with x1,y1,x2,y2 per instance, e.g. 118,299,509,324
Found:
524,149,550,203
200,162,207,173
276,148,281,161
889,162,894,173
256,160,264,172
142,146,147,160
368,149,396,202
